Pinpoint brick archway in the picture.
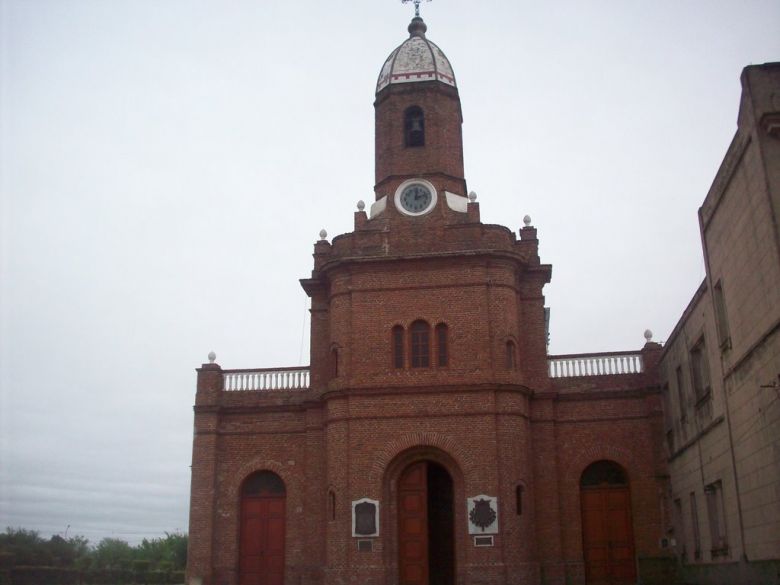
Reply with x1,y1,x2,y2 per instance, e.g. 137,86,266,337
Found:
563,444,636,488
368,431,472,489
380,444,465,585
221,459,292,585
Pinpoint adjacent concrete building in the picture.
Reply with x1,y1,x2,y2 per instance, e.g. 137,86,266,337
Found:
658,62,780,585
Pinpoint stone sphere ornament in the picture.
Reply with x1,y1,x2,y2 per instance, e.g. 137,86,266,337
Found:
523,215,532,227
357,200,366,211
208,351,216,364
644,329,653,342
468,191,477,202
319,229,328,240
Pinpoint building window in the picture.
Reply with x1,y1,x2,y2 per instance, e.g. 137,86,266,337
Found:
713,281,731,349
436,323,448,367
329,490,336,521
515,485,524,515
505,341,516,370
392,325,405,368
410,320,430,367
690,338,711,403
404,106,425,147
675,366,687,422
674,498,686,558
690,492,701,560
705,481,728,556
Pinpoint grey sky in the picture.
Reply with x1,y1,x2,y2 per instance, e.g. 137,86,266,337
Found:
1,0,778,544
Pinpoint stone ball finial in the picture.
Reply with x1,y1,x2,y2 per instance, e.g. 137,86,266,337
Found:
207,351,216,364
357,200,365,211
468,191,477,202
319,229,328,240
523,215,532,227
644,329,653,342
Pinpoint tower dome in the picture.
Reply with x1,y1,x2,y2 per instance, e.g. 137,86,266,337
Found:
376,17,457,94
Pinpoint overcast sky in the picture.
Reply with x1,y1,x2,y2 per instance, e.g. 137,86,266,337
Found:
1,0,778,545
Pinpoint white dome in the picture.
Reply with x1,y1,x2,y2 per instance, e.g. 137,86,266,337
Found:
376,18,457,94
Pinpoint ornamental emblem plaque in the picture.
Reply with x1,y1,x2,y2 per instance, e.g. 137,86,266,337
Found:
467,495,499,535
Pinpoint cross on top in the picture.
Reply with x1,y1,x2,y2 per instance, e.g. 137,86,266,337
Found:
402,0,431,18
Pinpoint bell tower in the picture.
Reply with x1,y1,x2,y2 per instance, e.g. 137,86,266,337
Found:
374,16,466,201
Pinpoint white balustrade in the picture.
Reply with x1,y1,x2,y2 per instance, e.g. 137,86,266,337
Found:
547,353,644,378
223,368,310,391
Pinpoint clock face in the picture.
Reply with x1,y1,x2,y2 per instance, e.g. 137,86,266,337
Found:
400,183,433,213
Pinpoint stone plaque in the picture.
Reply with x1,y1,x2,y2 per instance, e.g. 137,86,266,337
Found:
473,535,494,547
351,498,379,537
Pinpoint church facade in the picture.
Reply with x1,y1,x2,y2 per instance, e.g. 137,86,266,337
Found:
185,15,779,585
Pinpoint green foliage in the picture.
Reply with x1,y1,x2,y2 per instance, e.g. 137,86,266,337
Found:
92,538,133,570
0,529,96,569
0,529,49,566
10,566,79,585
0,527,188,582
133,534,187,571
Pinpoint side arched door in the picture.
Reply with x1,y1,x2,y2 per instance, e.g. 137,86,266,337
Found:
580,461,636,585
240,471,286,585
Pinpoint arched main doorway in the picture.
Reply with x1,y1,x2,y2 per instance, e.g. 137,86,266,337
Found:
398,460,454,585
580,461,636,585
239,471,286,585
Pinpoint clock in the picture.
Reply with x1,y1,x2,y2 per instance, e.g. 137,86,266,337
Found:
394,179,438,216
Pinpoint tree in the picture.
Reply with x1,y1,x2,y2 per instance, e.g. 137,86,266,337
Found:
134,533,187,570
0,528,50,566
92,538,133,570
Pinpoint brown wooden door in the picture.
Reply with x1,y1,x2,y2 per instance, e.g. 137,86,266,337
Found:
240,495,285,585
581,486,636,585
399,461,429,585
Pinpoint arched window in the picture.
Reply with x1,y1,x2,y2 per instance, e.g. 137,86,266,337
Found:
392,325,405,369
505,340,516,370
436,323,448,367
404,106,425,147
580,460,628,488
410,320,431,368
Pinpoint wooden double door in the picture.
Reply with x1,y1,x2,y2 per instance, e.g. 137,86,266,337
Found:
239,472,286,585
581,480,636,584
398,461,455,585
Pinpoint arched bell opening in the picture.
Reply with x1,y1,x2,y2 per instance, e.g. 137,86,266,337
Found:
404,106,426,147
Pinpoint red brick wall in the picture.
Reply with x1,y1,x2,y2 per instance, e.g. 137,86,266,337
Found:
374,82,466,199
186,375,665,585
